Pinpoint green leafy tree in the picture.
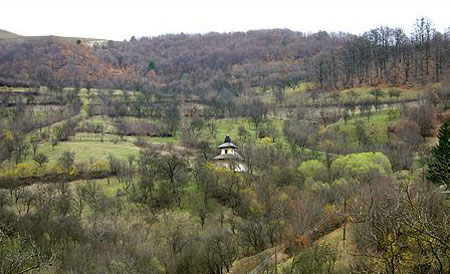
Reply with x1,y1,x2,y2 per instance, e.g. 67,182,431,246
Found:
58,150,75,175
355,119,371,147
163,102,180,137
33,153,49,170
58,150,76,193
12,136,30,165
388,89,401,101
248,98,266,136
427,121,450,189
157,152,188,208
30,134,41,156
331,152,392,183
370,88,385,113
298,160,328,182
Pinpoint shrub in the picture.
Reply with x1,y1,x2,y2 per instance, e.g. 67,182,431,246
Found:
15,163,37,178
298,160,328,182
88,159,110,177
331,152,392,182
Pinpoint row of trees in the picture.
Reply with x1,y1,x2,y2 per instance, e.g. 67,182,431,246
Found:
312,18,450,89
0,95,80,164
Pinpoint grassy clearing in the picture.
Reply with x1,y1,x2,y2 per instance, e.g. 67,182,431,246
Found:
80,116,116,133
327,108,401,148
254,82,315,105
214,117,256,143
73,132,177,145
285,82,315,104
0,86,35,93
80,115,283,149
29,139,140,165
21,130,176,168
70,177,122,197
214,116,289,145
338,85,423,103
88,88,141,97
230,247,277,274
276,226,356,273
286,82,315,95
283,84,423,106
78,88,90,117
148,136,178,144
315,226,356,272
214,116,285,141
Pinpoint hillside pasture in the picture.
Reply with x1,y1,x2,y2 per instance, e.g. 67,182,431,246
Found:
30,139,140,166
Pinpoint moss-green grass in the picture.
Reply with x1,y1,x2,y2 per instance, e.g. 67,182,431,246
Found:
315,226,356,272
326,108,401,149
276,226,355,273
78,88,90,117
252,82,315,105
338,86,423,103
282,85,423,106
73,132,177,144
29,139,140,165
19,129,179,168
80,116,116,133
214,117,256,143
71,177,122,197
214,116,287,144
284,82,315,104
0,86,34,93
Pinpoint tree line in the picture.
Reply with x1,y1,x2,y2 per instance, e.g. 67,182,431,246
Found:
313,18,450,89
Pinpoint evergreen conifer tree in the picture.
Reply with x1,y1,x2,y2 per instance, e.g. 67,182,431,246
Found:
427,121,450,189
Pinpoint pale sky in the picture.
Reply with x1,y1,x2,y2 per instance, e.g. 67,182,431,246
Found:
1,0,449,41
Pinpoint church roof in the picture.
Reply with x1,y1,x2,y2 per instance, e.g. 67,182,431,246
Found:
218,142,237,149
213,151,243,160
217,134,237,149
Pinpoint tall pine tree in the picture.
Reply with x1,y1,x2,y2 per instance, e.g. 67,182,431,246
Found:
427,121,450,189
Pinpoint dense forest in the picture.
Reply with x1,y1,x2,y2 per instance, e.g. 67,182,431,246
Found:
0,17,449,274
0,18,449,93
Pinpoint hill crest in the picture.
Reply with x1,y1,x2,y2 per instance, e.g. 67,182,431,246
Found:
0,29,22,39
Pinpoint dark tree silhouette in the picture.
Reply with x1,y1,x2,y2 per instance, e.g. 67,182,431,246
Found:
427,121,450,189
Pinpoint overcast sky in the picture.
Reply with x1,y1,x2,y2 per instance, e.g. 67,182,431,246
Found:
1,0,449,41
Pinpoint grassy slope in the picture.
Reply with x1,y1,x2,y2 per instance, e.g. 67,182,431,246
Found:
337,85,422,102
0,29,108,43
15,88,141,167
283,84,423,105
315,226,356,272
230,247,279,274
0,29,21,39
276,226,356,273
70,177,122,197
215,117,255,143
325,108,401,150
32,139,140,165
2,84,414,175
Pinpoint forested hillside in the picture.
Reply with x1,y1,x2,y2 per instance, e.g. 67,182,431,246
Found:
0,17,449,274
0,18,448,93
